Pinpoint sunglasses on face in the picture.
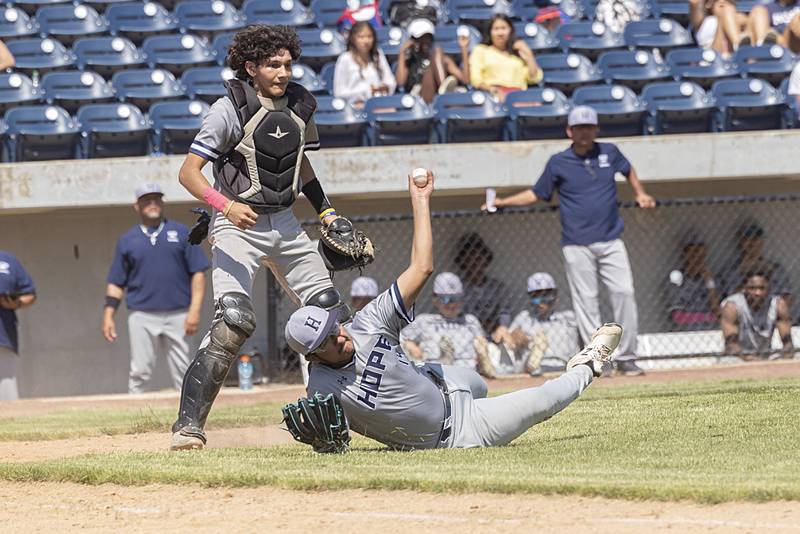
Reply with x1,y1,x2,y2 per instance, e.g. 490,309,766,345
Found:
436,295,463,305
529,293,556,306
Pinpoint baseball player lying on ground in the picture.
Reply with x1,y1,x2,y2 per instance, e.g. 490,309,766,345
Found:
282,170,622,451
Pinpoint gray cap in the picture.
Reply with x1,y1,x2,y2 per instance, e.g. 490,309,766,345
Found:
135,183,164,200
527,272,556,292
350,276,379,298
285,306,339,356
433,272,463,296
567,105,598,126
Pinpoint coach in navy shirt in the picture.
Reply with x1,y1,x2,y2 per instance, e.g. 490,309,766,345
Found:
486,106,656,376
103,184,210,394
0,251,36,400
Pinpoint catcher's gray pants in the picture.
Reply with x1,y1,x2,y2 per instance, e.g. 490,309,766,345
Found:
208,208,332,382
442,364,593,448
563,239,638,359
0,347,19,400
128,310,191,394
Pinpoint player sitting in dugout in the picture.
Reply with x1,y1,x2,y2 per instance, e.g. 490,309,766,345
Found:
282,170,623,451
399,271,496,378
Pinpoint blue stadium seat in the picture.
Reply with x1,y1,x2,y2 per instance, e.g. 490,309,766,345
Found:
779,76,798,127
364,94,434,145
734,0,773,12
112,68,186,109
505,87,570,140
175,0,246,36
571,84,647,136
142,34,216,75
734,45,796,86
10,0,71,17
291,64,326,94
650,0,690,26
597,49,671,91
41,70,114,113
83,0,134,13
556,21,625,60
150,99,209,154
641,80,715,134
73,36,146,77
623,19,693,51
0,73,42,113
514,22,559,53
36,4,109,45
4,104,80,161
446,0,512,25
211,32,234,65
77,102,150,158
310,0,346,28
538,52,603,95
106,2,179,44
295,28,346,70
376,26,407,63
314,96,368,147
712,77,785,131
433,90,507,143
433,24,482,56
0,7,40,39
6,37,75,74
320,62,335,93
666,47,739,89
181,66,233,103
241,0,316,26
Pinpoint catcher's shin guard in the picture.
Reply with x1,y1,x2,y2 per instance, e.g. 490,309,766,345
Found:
172,293,256,437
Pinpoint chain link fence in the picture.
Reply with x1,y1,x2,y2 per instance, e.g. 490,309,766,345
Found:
267,193,800,379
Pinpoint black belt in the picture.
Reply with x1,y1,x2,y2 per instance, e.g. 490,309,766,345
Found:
426,369,452,446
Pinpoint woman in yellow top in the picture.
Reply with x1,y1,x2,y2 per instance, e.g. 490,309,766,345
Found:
469,14,543,101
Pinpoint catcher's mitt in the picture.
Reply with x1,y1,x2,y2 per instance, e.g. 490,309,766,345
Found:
318,217,375,272
187,208,211,245
282,393,351,454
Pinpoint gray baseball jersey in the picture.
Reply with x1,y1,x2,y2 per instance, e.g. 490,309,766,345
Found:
399,312,485,368
308,281,597,450
509,309,580,365
721,292,780,352
307,282,447,450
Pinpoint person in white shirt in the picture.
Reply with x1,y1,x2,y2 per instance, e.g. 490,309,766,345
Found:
333,21,397,105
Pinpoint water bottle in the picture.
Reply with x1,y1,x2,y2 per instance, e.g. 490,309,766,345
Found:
237,355,253,391
31,70,40,87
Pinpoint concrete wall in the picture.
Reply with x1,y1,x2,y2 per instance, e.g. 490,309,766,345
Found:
2,131,799,397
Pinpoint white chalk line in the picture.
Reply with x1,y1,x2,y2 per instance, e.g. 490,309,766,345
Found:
332,511,521,525
601,516,800,530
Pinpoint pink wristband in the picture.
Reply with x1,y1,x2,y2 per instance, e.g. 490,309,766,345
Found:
202,187,229,212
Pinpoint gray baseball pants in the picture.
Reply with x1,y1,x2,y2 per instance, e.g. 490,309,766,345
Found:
128,310,191,394
0,347,19,400
441,364,593,448
562,239,638,359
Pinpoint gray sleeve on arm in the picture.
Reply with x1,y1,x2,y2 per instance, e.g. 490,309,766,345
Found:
189,98,240,162
354,281,415,338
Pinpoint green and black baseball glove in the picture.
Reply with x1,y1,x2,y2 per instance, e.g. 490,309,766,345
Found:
318,217,375,272
282,393,351,454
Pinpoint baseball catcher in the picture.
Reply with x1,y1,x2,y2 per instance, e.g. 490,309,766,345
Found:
283,169,623,451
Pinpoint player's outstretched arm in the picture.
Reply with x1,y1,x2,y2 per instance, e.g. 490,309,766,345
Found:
396,170,435,309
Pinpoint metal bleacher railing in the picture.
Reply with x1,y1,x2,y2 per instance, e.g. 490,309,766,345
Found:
258,192,800,380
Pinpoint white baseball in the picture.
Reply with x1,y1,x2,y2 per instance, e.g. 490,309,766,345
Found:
412,167,429,187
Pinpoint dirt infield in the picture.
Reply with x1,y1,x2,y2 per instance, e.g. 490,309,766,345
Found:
2,360,799,532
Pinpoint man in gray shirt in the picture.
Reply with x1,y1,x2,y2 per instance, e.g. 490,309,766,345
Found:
284,170,623,450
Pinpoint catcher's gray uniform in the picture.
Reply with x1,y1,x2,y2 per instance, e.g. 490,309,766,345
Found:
399,313,485,368
307,282,594,449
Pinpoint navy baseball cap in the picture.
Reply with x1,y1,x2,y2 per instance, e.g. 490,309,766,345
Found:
285,306,339,356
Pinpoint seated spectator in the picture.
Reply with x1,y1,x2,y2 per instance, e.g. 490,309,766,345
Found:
400,272,495,377
595,0,644,34
690,0,752,56
720,270,794,359
507,272,580,375
0,40,15,71
718,222,791,299
386,0,443,28
395,18,471,103
333,21,397,105
350,276,379,312
469,14,543,102
789,61,800,119
667,234,721,331
336,0,383,34
749,0,800,52
453,232,511,340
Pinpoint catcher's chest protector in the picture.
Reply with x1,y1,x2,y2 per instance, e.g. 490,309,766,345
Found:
214,79,316,212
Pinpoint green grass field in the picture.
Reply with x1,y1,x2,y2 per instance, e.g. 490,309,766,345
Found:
1,377,798,504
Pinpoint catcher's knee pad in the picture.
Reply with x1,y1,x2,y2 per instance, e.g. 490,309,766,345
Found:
307,288,351,322
209,292,256,354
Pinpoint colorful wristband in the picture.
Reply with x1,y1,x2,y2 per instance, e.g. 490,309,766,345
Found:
319,208,336,221
202,186,230,212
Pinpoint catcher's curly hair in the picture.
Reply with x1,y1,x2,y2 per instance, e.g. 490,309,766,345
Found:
227,25,302,80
